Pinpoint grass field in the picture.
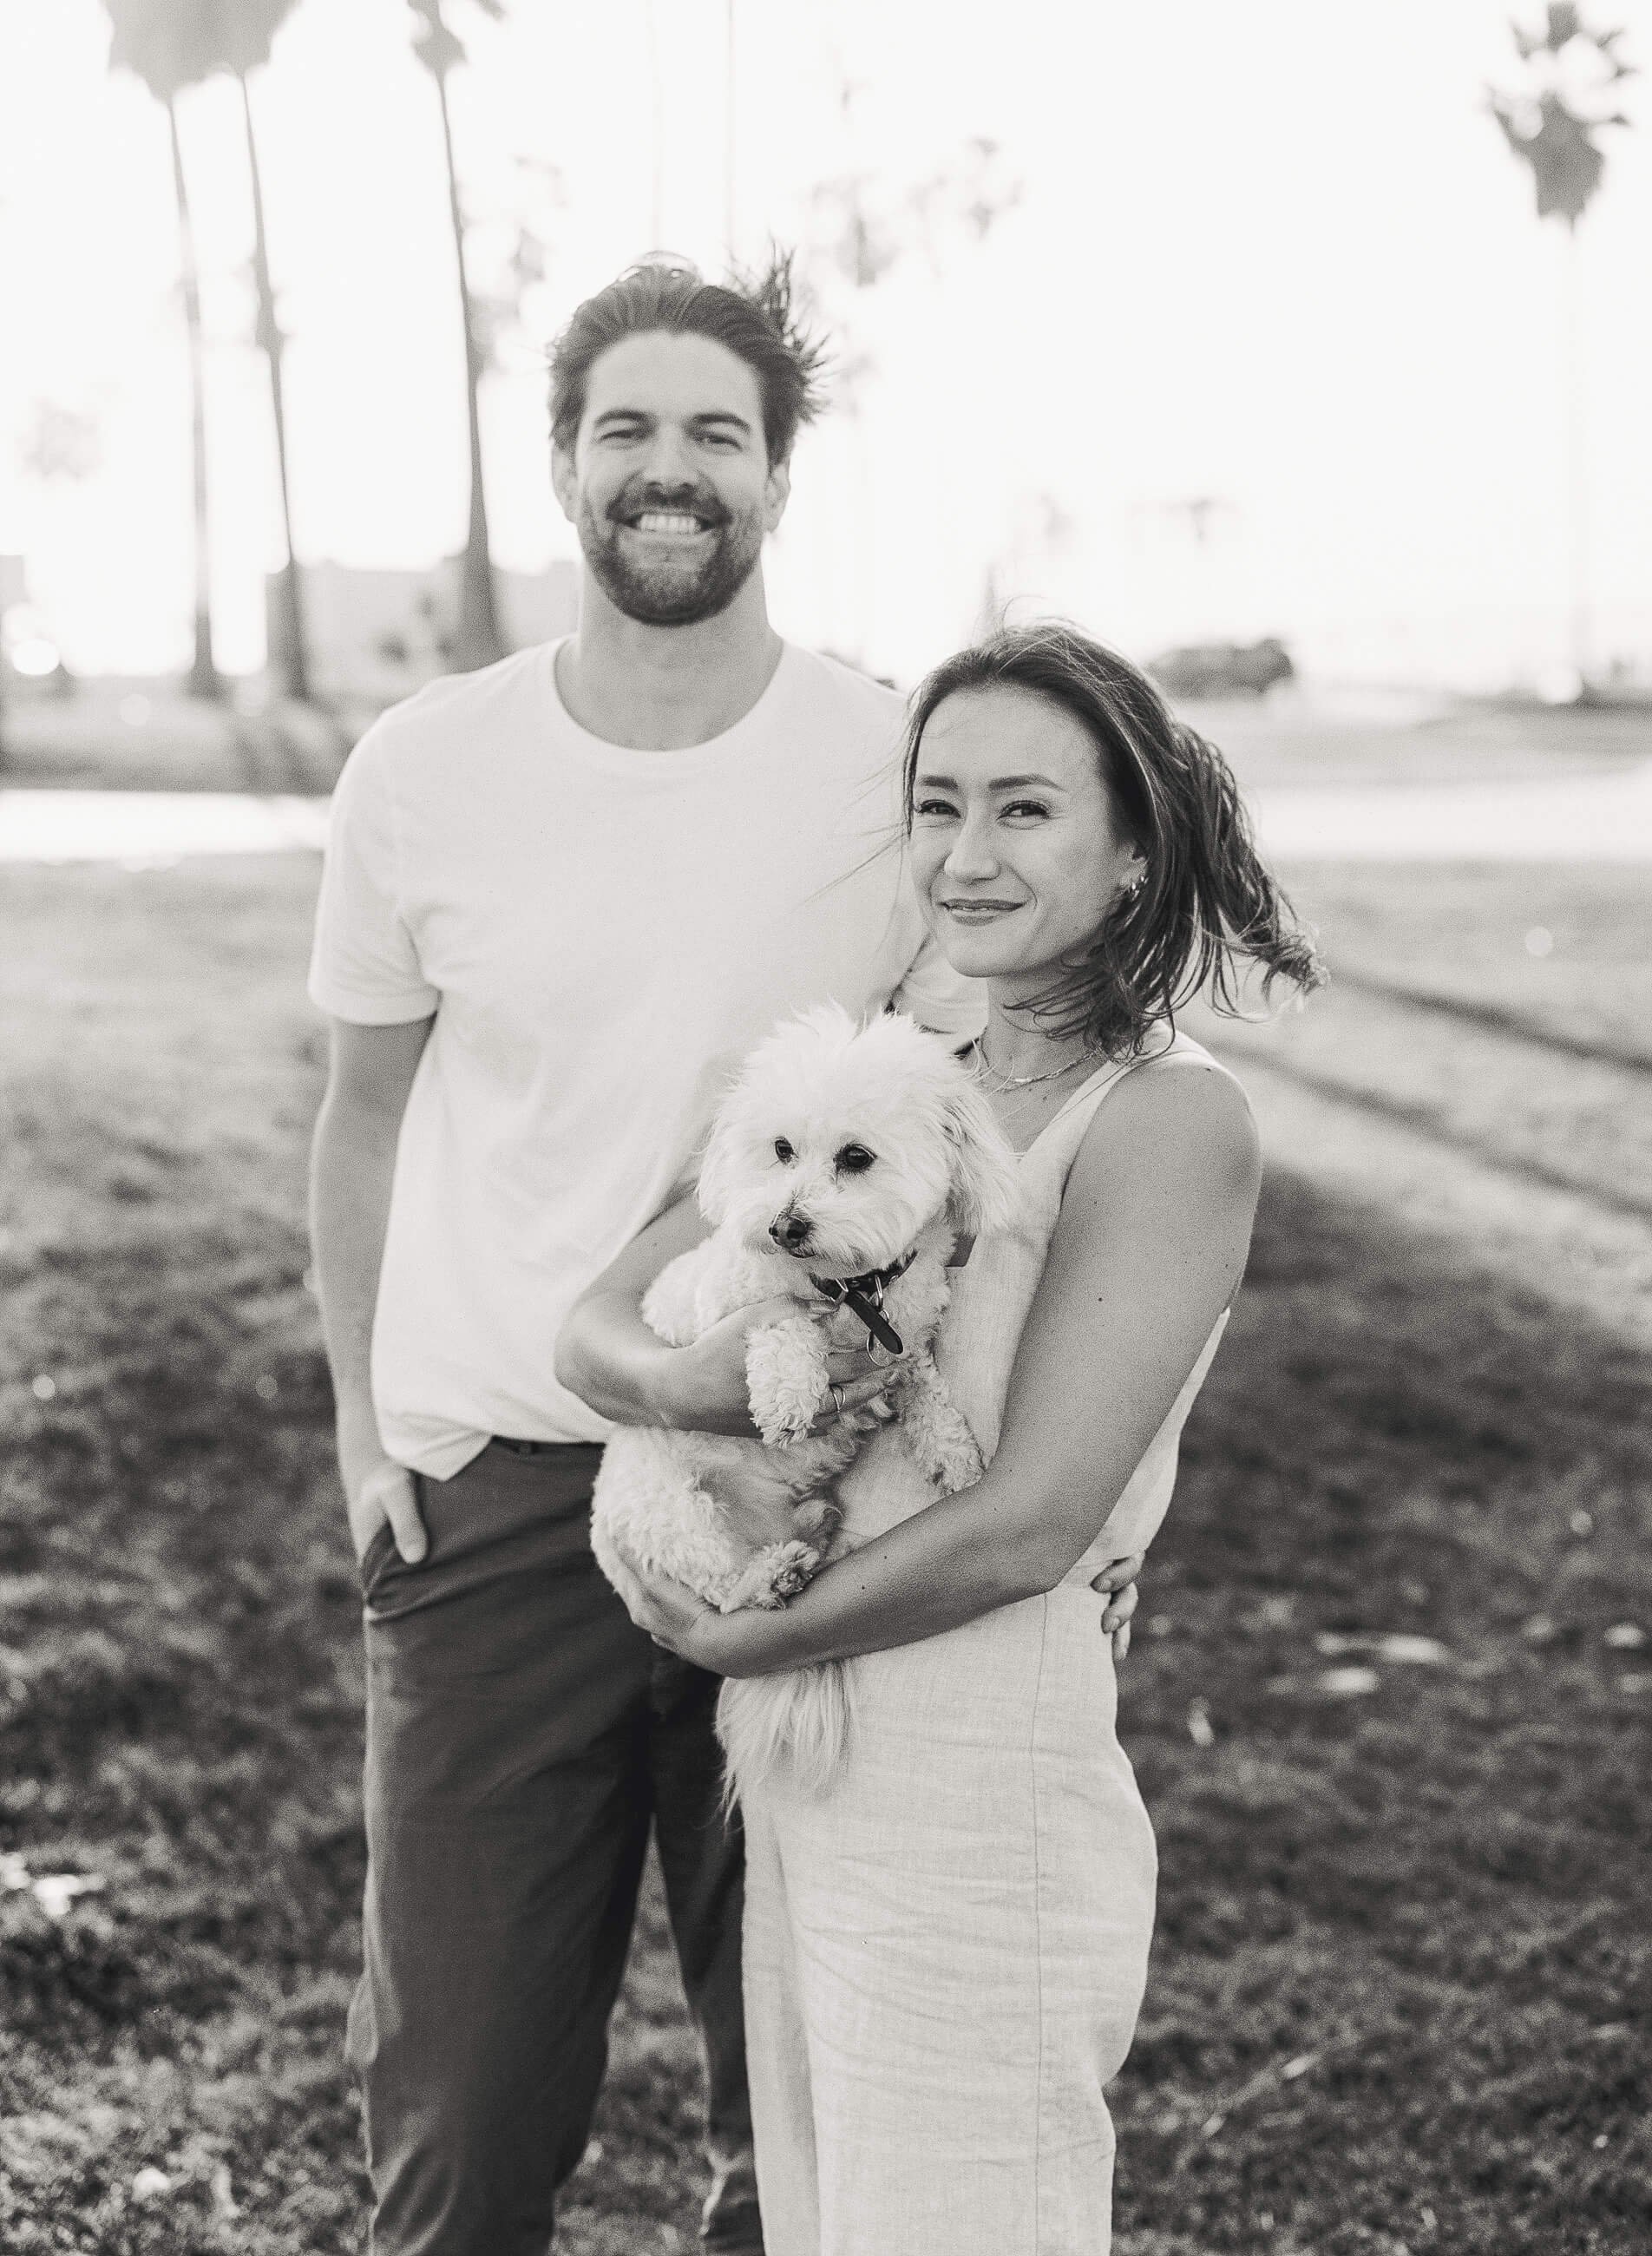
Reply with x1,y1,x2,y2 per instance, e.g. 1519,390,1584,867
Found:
0,849,1648,2254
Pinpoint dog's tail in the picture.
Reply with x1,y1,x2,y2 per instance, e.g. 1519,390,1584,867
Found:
716,1664,850,1807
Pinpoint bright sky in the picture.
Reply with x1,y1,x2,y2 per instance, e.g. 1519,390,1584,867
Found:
1,0,1649,687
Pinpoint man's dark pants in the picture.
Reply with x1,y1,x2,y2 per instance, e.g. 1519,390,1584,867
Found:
348,1440,762,2255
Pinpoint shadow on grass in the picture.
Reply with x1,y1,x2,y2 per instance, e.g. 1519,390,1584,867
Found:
1114,1169,1652,2256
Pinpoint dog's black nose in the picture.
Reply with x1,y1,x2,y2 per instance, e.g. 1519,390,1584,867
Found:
770,1210,811,1252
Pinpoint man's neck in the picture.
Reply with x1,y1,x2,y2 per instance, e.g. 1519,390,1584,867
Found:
554,571,784,751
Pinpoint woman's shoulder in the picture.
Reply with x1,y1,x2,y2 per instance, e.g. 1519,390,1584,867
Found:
1131,1030,1251,1105
1071,1034,1260,1198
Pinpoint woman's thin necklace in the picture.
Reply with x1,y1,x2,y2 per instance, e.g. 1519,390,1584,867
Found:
971,1034,1103,1092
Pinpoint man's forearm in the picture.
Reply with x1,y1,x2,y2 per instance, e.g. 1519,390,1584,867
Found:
309,1092,400,1460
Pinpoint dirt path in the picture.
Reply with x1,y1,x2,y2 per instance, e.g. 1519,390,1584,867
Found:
1215,1041,1652,1353
1199,964,1652,1355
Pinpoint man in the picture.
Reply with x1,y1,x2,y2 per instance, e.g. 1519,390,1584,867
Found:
309,254,1137,2255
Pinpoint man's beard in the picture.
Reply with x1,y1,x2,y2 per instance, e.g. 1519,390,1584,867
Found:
576,484,766,626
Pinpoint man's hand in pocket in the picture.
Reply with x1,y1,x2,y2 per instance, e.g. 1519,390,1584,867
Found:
348,1456,429,1566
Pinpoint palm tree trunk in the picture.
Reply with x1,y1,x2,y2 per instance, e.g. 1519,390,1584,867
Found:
1563,219,1591,696
431,68,503,672
646,0,665,246
724,0,737,262
239,69,310,706
167,93,221,702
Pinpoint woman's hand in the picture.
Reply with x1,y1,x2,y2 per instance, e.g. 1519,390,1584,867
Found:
665,1297,896,1439
602,1544,715,1656
603,1544,795,1677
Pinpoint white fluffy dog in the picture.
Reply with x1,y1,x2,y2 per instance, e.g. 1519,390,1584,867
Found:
590,1004,1019,1798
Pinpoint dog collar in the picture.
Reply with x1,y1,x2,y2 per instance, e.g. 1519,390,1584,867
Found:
808,1249,917,1358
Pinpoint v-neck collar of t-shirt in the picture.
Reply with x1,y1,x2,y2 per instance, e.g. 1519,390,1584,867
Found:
538,637,803,778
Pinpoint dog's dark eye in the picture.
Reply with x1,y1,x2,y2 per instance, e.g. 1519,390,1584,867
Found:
773,1138,795,1164
835,1144,875,1174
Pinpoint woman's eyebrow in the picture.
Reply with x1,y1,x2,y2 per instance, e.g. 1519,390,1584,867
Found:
914,771,1068,792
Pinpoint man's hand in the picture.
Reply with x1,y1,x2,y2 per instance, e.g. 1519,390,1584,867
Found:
339,1417,429,1565
1091,1552,1144,1662
661,1297,895,1439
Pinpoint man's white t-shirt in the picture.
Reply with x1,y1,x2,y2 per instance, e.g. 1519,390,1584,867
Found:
308,638,984,1479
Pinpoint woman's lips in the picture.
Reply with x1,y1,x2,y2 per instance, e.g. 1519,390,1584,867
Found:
940,899,1023,920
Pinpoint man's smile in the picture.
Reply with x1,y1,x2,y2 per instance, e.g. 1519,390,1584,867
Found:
630,511,712,534
613,502,725,541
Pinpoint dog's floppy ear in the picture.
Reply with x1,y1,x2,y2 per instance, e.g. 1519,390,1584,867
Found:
941,1074,1020,1240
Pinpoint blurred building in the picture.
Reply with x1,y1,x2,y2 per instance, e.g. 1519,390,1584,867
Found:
266,559,579,705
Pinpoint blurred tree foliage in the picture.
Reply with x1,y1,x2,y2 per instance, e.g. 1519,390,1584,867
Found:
18,403,104,488
803,94,1022,407
468,156,567,377
1487,2,1636,226
801,87,1023,658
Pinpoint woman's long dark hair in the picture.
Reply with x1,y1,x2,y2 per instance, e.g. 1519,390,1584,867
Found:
902,621,1322,1057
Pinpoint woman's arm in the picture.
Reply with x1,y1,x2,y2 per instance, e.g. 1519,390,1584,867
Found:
629,1057,1260,1673
554,1192,895,1437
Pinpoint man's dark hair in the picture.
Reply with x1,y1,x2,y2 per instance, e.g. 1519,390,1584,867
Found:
548,252,828,467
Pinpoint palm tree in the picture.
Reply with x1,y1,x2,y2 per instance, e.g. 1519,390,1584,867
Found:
104,1,313,705
101,0,226,698
408,0,507,672
1488,4,1636,690
231,3,311,704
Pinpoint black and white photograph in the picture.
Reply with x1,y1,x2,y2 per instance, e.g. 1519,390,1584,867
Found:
1,3,1649,2251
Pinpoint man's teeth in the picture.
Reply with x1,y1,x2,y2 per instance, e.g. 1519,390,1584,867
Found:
634,511,706,533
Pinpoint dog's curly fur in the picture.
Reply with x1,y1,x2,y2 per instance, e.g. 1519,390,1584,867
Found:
589,1005,1019,1799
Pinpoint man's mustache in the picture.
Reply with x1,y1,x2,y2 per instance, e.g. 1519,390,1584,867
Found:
606,484,732,530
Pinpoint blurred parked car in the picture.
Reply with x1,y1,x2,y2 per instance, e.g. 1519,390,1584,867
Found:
1148,637,1295,699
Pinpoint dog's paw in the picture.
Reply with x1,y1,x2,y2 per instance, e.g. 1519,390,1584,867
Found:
745,1320,829,1446
901,1388,986,1492
766,1538,823,1600
926,1429,984,1492
720,1538,823,1611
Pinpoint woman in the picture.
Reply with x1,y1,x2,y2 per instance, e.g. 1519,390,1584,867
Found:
559,622,1320,2253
